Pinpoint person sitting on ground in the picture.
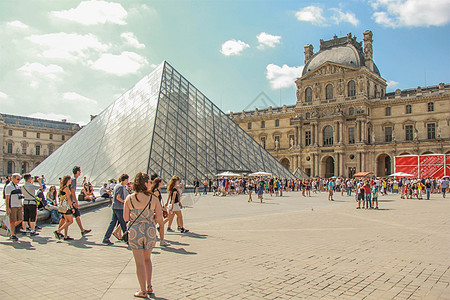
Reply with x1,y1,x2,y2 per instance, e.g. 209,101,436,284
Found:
46,185,61,224
100,183,112,198
79,183,95,202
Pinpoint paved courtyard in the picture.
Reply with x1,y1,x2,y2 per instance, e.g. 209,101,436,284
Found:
0,190,449,299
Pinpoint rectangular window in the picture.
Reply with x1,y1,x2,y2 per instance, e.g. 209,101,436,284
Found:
22,144,26,155
406,104,412,114
260,137,266,149
385,107,391,116
305,131,311,146
62,135,65,141
35,145,41,156
8,130,12,136
49,133,53,140
261,120,265,128
428,102,434,112
7,143,13,154
275,119,280,127
427,123,436,140
23,131,27,137
36,132,40,138
247,122,252,130
348,127,355,144
385,127,392,142
405,125,413,141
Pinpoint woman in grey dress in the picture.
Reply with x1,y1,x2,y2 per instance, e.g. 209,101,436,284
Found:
123,172,162,298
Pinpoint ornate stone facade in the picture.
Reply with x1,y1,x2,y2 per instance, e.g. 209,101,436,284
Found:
0,113,80,176
230,31,450,178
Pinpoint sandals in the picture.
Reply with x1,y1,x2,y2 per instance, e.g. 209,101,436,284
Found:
134,291,147,298
147,285,153,293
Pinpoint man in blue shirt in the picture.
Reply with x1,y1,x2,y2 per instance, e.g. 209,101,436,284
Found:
328,179,334,201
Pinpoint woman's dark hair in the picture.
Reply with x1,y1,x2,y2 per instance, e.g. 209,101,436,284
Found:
59,175,71,197
132,172,151,196
119,174,129,182
47,185,57,200
150,178,162,193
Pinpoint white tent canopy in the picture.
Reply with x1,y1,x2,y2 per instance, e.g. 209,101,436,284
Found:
389,172,414,177
215,171,241,177
249,171,272,177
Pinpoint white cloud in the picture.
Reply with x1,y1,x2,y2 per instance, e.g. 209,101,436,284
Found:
27,32,110,60
220,39,250,56
256,32,281,50
51,0,128,25
331,8,359,26
295,6,326,25
62,92,98,105
0,91,8,99
18,62,64,88
121,32,145,49
371,0,450,27
90,51,148,75
387,80,399,90
266,64,304,89
7,20,29,29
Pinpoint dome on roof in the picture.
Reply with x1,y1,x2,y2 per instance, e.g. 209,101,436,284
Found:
301,34,380,77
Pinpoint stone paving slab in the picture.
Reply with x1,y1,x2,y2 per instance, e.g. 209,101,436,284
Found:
0,191,448,299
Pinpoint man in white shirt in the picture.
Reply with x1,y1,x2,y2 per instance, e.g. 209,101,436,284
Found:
4,173,24,241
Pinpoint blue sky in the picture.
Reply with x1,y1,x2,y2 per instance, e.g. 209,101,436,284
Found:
0,0,449,125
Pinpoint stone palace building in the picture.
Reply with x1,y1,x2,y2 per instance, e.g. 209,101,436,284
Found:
0,113,80,176
230,31,450,178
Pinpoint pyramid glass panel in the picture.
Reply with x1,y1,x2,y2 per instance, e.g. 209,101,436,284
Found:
32,61,293,185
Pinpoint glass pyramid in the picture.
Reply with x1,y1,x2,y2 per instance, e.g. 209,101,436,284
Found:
32,61,293,185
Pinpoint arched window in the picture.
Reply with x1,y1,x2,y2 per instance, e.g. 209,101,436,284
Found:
326,84,333,100
349,107,355,116
7,161,13,174
323,125,333,146
48,145,54,155
305,87,312,102
348,80,356,97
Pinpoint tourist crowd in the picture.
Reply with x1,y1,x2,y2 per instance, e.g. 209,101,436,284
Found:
1,170,449,297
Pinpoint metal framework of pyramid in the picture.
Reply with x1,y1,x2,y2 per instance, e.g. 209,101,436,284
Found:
32,61,293,185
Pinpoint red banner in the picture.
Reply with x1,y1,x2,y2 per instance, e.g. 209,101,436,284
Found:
395,154,448,178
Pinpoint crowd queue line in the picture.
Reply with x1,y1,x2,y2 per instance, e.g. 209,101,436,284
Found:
1,170,449,298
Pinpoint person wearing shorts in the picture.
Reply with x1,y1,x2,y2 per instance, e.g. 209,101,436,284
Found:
4,173,24,241
21,174,42,236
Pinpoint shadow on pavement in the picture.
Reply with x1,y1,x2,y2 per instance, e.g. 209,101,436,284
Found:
160,246,196,255
64,236,105,249
183,231,208,239
165,239,189,246
30,235,53,245
0,240,36,250
149,293,169,300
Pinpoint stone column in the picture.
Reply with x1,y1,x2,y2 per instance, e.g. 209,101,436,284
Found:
311,154,316,177
361,152,366,171
298,126,302,147
340,153,345,177
356,121,360,143
362,121,367,143
315,124,319,146
333,121,338,144
340,121,344,144
315,154,319,177
356,151,361,172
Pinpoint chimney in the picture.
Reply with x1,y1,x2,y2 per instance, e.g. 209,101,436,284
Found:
304,44,314,65
363,30,374,71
